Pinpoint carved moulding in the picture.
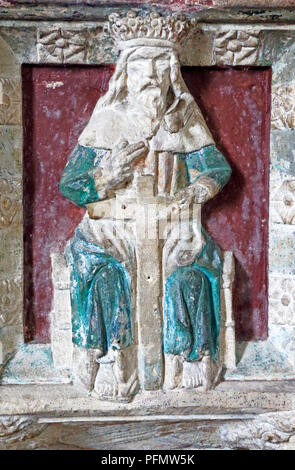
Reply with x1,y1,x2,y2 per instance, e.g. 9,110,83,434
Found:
35,25,264,68
1,409,295,450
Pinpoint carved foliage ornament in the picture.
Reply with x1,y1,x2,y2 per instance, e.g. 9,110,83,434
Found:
269,276,295,325
272,81,295,130
0,78,21,125
271,180,295,225
215,30,260,65
0,175,21,229
37,29,88,63
0,279,22,327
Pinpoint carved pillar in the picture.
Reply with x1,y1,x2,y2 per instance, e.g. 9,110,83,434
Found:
267,41,295,373
0,36,23,372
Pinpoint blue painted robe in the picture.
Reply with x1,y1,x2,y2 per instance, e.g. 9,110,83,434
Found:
60,144,231,361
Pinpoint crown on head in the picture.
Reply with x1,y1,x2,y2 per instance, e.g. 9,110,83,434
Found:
107,11,196,51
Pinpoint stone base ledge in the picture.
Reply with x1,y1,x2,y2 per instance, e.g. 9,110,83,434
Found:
1,397,295,449
0,380,295,417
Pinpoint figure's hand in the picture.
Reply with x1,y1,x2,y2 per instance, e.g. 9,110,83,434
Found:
171,181,215,211
171,186,196,211
193,183,214,204
94,140,148,191
112,140,148,176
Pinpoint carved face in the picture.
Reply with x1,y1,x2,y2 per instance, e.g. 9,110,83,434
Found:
126,47,171,113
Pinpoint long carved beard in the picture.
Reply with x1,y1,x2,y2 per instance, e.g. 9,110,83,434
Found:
132,88,166,138
132,86,165,116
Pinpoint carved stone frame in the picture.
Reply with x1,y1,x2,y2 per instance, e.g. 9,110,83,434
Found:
1,4,295,449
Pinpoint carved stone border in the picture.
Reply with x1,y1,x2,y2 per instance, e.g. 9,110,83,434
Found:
1,6,295,448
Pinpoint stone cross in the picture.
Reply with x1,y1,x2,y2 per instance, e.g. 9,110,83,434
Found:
88,175,201,390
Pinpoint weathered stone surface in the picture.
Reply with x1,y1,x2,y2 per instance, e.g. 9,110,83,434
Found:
1,407,295,450
51,328,73,370
0,278,22,328
0,415,46,450
1,380,295,416
261,30,295,67
215,30,261,65
220,409,295,450
271,131,295,178
0,27,37,64
87,26,118,64
0,172,21,230
0,324,23,366
0,344,71,385
269,224,295,275
0,233,23,277
226,334,295,381
0,126,22,174
272,80,295,130
180,28,215,66
0,78,21,125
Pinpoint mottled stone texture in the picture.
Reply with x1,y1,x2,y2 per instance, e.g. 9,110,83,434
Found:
6,0,295,7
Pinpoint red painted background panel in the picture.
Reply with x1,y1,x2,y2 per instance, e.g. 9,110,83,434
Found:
23,65,115,341
182,67,271,340
23,65,270,343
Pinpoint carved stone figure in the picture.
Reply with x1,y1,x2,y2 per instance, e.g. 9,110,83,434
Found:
59,11,231,400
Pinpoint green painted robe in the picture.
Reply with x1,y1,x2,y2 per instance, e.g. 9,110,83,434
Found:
60,144,231,360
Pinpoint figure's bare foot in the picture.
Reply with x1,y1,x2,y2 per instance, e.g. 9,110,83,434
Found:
94,348,138,401
182,360,203,389
182,353,218,391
